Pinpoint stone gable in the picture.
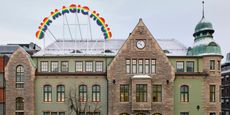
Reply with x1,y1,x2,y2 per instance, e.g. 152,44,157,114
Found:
5,47,35,115
107,19,175,115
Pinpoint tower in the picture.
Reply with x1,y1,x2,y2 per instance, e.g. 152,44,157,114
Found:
187,1,221,56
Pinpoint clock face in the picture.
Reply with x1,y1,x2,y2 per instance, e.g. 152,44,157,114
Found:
136,40,145,49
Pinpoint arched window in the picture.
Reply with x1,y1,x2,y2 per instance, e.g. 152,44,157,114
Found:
57,85,65,102
92,85,100,102
16,65,24,88
43,85,52,102
79,85,87,102
180,85,189,102
16,97,24,110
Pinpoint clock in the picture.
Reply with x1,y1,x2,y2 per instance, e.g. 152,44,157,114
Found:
136,40,145,49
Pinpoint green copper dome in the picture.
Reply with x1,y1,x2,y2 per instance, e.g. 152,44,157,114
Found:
194,17,214,35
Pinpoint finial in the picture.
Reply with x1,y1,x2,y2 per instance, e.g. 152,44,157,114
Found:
202,1,205,18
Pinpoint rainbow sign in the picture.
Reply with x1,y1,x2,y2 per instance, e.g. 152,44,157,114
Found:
36,4,112,40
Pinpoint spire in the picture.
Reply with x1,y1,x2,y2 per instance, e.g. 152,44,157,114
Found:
202,1,205,19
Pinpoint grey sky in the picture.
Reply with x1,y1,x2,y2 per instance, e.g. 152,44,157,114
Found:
0,0,229,61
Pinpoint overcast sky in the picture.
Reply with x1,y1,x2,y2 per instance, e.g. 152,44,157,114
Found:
0,0,229,61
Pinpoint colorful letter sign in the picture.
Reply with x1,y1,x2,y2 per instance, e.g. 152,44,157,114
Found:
36,4,112,40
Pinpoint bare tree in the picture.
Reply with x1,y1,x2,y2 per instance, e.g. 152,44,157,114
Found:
66,86,101,115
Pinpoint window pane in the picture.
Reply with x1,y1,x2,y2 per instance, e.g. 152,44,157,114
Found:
176,62,184,72
180,85,189,102
43,112,50,115
138,59,143,74
95,62,103,72
61,61,69,72
76,61,83,72
151,59,156,74
59,112,65,115
79,85,87,102
57,85,65,102
145,59,150,74
126,59,131,74
41,61,48,72
210,60,215,70
120,84,129,102
92,85,100,102
51,61,59,72
153,85,162,102
51,112,57,115
180,112,189,115
85,61,93,72
16,97,24,110
132,59,137,74
210,85,216,102
44,85,52,102
16,65,24,88
186,61,194,72
136,84,147,102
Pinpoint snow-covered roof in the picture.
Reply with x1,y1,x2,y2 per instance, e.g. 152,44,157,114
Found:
33,39,188,57
132,75,151,79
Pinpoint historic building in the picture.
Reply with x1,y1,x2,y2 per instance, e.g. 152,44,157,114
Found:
0,43,40,115
221,53,230,115
3,5,223,115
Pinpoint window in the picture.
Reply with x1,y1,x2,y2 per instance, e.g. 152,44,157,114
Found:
210,60,215,70
41,61,48,72
61,61,69,72
210,113,216,115
16,65,24,88
95,61,103,72
152,85,162,102
151,59,156,74
16,97,24,110
79,85,87,102
76,61,83,72
43,112,49,115
57,85,65,102
145,59,150,74
51,61,59,72
136,84,147,102
120,84,129,102
180,85,189,102
138,59,143,73
180,112,189,115
132,59,137,74
16,112,24,115
92,85,100,102
210,85,216,102
217,61,220,70
186,61,194,72
176,62,184,72
51,112,57,115
126,59,131,74
59,112,65,115
85,61,93,72
44,85,52,102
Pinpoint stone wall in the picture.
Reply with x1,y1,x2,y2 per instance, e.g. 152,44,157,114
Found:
5,48,35,115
